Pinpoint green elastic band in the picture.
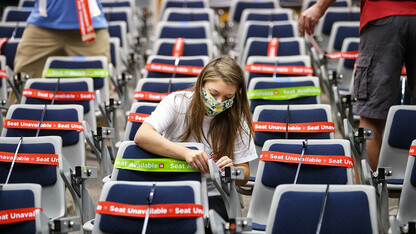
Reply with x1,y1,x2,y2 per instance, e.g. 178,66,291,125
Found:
42,68,109,78
114,158,198,172
247,86,321,100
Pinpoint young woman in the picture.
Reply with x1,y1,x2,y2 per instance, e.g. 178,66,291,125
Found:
134,56,257,220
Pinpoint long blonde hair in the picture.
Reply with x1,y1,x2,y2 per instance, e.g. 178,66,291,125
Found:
179,56,254,160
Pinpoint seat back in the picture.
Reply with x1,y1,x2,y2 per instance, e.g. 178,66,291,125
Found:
0,136,66,219
161,7,218,31
159,0,209,18
265,184,378,234
2,104,85,168
152,38,216,58
43,56,110,107
1,7,31,22
108,21,130,58
245,55,312,84
154,21,213,41
21,78,97,130
112,141,204,183
92,180,205,234
0,38,19,70
253,104,334,147
0,183,44,233
327,21,359,53
0,22,26,38
144,55,208,78
248,76,321,112
378,105,416,188
103,7,138,38
18,0,36,7
123,102,158,141
134,77,196,103
301,0,351,12
396,139,416,224
239,36,306,67
336,37,359,92
247,139,353,230
228,0,279,25
236,20,298,55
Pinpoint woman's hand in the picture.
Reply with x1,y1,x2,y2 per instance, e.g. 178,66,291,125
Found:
184,149,210,174
216,156,234,171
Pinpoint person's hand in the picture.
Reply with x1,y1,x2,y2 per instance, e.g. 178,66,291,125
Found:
298,5,326,37
184,149,210,174
216,156,234,171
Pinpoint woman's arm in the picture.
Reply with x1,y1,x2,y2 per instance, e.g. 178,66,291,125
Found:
134,123,210,173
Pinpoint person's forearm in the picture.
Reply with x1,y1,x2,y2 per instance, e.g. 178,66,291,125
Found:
235,162,250,186
134,123,190,161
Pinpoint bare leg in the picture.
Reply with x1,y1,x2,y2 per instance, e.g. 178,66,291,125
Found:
359,116,386,171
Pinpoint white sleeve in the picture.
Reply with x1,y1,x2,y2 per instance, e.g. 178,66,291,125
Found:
143,94,176,134
232,123,258,165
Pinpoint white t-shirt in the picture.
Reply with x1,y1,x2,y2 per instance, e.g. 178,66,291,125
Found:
144,90,258,196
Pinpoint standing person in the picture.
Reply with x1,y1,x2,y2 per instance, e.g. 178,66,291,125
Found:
298,0,416,171
134,56,257,220
14,0,111,79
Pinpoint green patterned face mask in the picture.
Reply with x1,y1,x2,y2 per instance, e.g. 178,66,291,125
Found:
202,88,234,116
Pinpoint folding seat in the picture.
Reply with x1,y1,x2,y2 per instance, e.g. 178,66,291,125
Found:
394,140,416,228
143,55,209,78
134,77,197,103
234,20,298,56
0,38,19,70
152,38,217,58
18,0,35,7
336,37,359,93
21,78,97,130
161,7,219,31
2,104,85,168
245,55,312,85
42,56,110,111
247,76,321,112
227,0,279,37
0,22,26,38
247,139,354,231
0,183,49,233
0,136,66,220
91,180,205,234
1,7,31,23
123,102,158,142
377,105,416,193
301,0,351,12
239,36,306,67
265,184,378,234
0,55,7,100
159,0,209,18
314,7,360,47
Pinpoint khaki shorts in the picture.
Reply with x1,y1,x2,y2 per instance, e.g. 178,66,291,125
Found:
354,15,416,119
14,24,111,78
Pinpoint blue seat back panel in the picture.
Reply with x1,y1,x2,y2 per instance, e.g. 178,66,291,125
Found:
128,106,157,140
49,60,105,90
261,143,348,187
26,82,90,113
0,189,36,233
0,143,57,186
255,108,330,146
272,191,372,234
99,184,198,233
388,110,416,149
6,108,80,146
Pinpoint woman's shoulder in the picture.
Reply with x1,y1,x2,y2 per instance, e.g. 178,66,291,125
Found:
164,90,194,108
